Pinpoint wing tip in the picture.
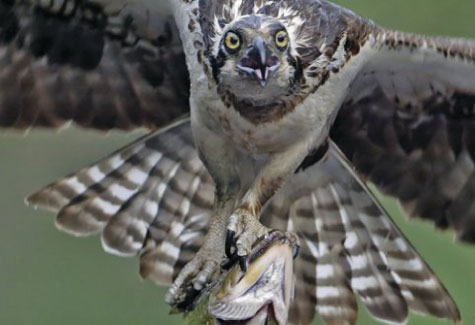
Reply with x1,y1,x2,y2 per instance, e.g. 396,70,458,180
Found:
25,190,63,212
100,233,137,258
54,215,95,237
139,251,173,286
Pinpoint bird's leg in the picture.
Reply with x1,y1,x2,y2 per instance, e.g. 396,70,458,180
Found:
166,125,240,310
227,140,313,264
165,196,236,310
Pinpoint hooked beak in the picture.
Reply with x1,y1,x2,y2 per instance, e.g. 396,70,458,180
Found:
237,38,281,87
209,231,298,325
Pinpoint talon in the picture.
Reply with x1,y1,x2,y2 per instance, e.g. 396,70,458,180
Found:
225,230,236,258
238,255,248,271
221,251,239,270
166,251,222,311
221,258,235,270
227,209,270,265
175,287,201,311
285,231,300,259
292,243,300,259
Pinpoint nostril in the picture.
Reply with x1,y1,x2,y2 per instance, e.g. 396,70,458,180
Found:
239,57,260,70
267,56,280,68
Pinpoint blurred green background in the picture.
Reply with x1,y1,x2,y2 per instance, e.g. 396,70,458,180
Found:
1,1,475,324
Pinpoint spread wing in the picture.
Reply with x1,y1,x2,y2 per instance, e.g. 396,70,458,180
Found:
0,0,189,130
28,116,459,324
261,144,460,325
27,118,215,285
331,29,475,243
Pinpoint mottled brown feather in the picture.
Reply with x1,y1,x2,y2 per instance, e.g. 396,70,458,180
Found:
0,0,189,131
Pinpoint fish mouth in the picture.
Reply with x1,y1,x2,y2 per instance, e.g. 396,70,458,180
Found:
209,231,299,325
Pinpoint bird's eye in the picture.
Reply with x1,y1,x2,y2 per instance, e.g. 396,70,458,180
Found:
224,31,241,52
275,30,289,50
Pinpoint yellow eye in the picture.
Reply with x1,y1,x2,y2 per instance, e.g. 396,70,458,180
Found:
224,31,241,51
275,30,289,49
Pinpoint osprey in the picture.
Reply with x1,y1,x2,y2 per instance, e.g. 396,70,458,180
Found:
1,0,474,323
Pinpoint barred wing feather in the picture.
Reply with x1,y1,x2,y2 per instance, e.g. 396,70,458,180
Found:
0,0,189,130
27,118,214,285
332,29,475,243
262,143,460,325
27,118,460,323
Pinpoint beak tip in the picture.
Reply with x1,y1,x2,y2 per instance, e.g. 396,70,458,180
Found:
254,68,269,87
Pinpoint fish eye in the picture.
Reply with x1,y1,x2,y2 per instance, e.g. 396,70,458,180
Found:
224,31,241,52
275,30,289,50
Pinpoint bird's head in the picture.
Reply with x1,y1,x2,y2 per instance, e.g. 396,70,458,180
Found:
209,15,299,105
199,2,360,123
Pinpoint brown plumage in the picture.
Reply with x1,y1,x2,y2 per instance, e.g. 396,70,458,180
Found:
2,0,475,324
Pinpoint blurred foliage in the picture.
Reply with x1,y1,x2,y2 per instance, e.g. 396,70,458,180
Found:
1,1,475,324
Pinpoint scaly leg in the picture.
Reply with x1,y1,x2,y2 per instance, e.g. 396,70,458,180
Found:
165,198,234,309
166,124,240,309
227,140,314,262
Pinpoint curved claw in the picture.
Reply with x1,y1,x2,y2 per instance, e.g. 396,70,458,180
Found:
166,254,221,311
292,243,300,259
225,229,236,259
238,255,248,272
227,209,271,261
221,258,235,270
174,287,201,312
225,229,248,271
